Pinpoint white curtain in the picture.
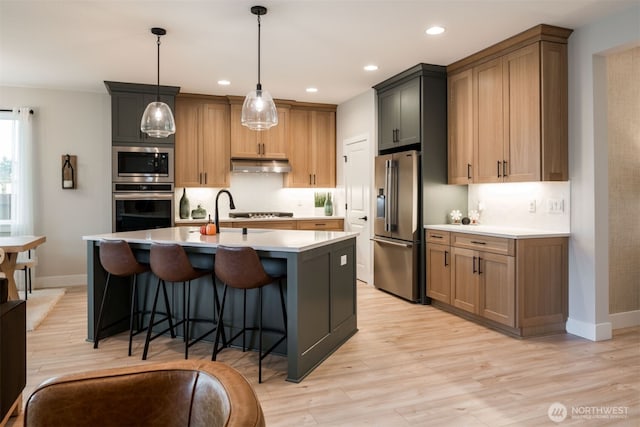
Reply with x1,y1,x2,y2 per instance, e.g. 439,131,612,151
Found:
11,107,34,236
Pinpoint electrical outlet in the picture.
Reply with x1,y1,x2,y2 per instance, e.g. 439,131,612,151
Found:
547,198,564,214
528,200,536,213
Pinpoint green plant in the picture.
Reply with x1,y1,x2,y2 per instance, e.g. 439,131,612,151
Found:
314,192,327,207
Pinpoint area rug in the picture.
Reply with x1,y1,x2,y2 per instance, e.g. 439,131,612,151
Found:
19,288,66,331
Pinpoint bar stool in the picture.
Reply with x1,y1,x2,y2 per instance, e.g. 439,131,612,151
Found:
212,245,287,383
146,243,224,360
94,240,150,356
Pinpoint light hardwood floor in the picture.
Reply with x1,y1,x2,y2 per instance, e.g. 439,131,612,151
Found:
7,283,639,426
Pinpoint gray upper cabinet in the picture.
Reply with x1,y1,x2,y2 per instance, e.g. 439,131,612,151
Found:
377,77,421,151
105,81,180,145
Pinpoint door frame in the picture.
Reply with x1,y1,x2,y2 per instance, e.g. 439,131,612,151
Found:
343,133,372,283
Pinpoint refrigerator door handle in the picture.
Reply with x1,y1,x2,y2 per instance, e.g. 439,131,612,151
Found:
384,160,392,232
371,237,413,248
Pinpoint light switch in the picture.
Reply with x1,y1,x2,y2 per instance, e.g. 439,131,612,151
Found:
340,254,347,266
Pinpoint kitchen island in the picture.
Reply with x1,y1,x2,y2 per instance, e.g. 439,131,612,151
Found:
83,227,358,382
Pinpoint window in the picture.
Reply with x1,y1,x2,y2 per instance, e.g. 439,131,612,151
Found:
0,108,33,236
0,116,16,224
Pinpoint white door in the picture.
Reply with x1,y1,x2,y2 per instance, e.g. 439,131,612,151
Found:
344,135,371,283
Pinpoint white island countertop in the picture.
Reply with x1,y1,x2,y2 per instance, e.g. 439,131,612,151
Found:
425,224,570,239
83,226,358,253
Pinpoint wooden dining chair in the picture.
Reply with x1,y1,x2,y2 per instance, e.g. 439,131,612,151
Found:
0,249,36,300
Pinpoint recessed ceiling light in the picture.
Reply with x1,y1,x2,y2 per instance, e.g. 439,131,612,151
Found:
217,80,231,86
306,87,318,93
426,26,445,35
364,64,378,71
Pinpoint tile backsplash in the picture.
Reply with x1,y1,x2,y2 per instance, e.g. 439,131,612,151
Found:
467,181,570,231
176,173,335,219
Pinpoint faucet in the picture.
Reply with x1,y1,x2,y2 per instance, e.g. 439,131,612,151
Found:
214,189,236,232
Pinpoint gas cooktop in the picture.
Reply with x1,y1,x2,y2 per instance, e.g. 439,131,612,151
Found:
228,212,294,219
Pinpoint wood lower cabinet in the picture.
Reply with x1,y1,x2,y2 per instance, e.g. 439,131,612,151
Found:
425,230,452,303
175,95,230,187
425,228,567,337
297,219,343,231
177,219,343,231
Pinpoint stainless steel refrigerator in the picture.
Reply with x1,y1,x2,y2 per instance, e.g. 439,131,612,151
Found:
373,150,421,301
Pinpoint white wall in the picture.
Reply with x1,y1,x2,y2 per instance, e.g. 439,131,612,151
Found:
336,89,376,283
0,86,111,287
176,174,335,219
567,3,640,340
468,182,570,231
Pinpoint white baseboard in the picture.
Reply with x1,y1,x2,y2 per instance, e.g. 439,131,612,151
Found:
566,317,613,341
610,310,640,330
35,274,87,289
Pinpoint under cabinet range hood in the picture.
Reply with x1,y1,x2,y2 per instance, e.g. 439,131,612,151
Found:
231,159,291,173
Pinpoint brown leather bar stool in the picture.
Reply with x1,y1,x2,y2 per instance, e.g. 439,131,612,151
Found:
94,240,150,356
147,243,224,360
212,245,287,383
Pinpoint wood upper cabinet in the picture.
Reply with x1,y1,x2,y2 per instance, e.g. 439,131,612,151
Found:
448,69,474,184
285,106,336,188
447,25,571,184
377,77,421,151
175,95,230,187
473,57,506,183
230,103,289,159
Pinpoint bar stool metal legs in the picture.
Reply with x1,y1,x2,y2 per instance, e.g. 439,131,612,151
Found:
94,240,150,356
212,245,287,383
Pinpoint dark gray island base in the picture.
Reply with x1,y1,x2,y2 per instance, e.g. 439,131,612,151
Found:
84,227,358,382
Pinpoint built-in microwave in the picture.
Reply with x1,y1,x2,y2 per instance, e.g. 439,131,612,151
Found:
112,146,174,183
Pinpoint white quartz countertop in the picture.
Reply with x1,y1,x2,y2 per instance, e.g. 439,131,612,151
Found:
83,227,357,253
175,216,344,224
425,224,570,239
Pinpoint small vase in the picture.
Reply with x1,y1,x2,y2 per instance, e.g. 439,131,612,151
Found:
179,188,190,219
324,193,333,216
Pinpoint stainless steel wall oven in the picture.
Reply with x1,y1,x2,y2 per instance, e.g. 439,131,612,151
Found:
112,183,174,232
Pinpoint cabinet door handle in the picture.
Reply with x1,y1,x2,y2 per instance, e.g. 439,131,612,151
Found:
430,234,443,239
309,174,312,185
473,256,477,273
467,163,472,180
204,172,207,184
503,160,508,177
313,174,316,185
444,251,449,267
497,161,502,178
478,257,483,274
199,172,202,184
470,240,486,245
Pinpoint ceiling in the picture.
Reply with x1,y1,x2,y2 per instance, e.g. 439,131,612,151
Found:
0,0,635,105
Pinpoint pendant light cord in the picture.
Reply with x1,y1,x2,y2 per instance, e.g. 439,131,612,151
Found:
156,35,161,101
257,14,262,90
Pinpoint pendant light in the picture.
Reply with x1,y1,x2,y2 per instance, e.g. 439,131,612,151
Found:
140,27,176,138
241,6,278,131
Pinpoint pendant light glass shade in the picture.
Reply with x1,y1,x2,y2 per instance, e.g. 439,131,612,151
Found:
141,101,175,137
140,27,175,138
241,85,278,130
241,6,278,131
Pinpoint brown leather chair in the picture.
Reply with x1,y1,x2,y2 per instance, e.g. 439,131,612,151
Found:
213,245,287,383
95,240,150,356
23,360,265,427
147,243,224,360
